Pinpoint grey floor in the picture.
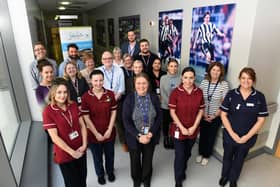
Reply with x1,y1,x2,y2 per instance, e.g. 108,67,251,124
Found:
50,142,280,187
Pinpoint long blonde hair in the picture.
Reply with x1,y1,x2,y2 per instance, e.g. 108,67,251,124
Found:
48,78,72,106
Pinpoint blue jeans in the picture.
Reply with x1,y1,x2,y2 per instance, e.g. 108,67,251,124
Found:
89,140,115,177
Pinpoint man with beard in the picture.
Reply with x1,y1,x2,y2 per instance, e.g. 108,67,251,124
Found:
58,43,86,77
121,30,140,58
30,41,57,90
134,39,159,74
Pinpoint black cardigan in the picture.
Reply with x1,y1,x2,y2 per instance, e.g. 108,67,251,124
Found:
67,77,89,105
122,92,162,149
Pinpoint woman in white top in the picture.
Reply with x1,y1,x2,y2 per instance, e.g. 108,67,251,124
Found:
196,62,229,165
113,47,123,67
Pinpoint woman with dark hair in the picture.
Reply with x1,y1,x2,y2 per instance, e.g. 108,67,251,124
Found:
42,78,87,187
219,67,268,187
149,58,166,96
123,73,162,187
64,61,89,105
81,69,117,185
160,58,180,149
35,59,54,108
169,67,204,187
196,62,229,166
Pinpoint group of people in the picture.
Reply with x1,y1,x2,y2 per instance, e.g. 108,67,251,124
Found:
30,29,268,187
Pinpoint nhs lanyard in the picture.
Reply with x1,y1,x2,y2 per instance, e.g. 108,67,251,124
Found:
207,81,219,102
71,78,79,96
60,110,73,130
137,94,149,125
103,66,114,89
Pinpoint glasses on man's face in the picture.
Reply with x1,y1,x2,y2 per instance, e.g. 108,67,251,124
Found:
102,57,113,61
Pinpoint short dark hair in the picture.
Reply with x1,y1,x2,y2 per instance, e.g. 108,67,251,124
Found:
90,69,104,79
37,59,53,72
203,11,211,18
127,29,135,34
34,41,45,47
239,67,256,83
67,43,79,51
139,38,150,45
181,66,196,76
134,72,150,84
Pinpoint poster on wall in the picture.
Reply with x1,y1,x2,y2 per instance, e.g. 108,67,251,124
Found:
189,3,236,82
119,15,140,46
59,26,93,60
108,18,115,46
159,9,183,67
96,19,106,47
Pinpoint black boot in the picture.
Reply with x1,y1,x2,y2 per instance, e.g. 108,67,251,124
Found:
219,177,228,186
230,181,237,187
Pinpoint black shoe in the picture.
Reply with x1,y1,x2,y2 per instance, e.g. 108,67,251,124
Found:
219,177,228,186
133,181,141,187
98,176,106,185
175,182,182,187
144,181,151,187
108,173,115,182
230,181,237,187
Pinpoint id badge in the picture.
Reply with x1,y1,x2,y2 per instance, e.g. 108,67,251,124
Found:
174,130,179,139
77,97,82,104
143,127,150,135
156,88,160,94
69,131,79,140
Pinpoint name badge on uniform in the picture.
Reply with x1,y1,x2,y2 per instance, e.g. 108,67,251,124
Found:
174,129,179,139
77,97,82,104
156,88,160,94
69,131,79,140
236,104,241,110
246,103,254,107
142,126,150,135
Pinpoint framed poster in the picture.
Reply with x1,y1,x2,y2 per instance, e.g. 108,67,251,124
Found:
189,4,236,82
119,15,140,46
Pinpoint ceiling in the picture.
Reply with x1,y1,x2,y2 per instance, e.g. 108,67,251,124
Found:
37,0,112,13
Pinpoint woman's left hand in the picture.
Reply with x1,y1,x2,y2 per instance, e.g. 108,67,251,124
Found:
104,128,112,139
77,144,87,153
238,135,249,144
188,126,196,136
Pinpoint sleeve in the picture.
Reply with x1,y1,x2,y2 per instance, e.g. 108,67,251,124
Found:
81,94,90,115
199,90,205,109
222,81,230,98
58,62,65,77
110,92,118,111
149,94,162,135
35,87,44,106
117,69,125,94
168,89,178,109
160,76,167,101
122,94,139,137
30,63,39,90
42,107,57,130
220,91,231,112
257,93,269,117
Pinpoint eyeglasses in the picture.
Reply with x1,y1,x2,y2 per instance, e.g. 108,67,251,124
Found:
102,57,113,60
34,48,45,52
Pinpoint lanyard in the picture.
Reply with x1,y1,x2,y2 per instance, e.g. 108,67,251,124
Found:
170,77,176,90
61,110,73,130
71,78,79,96
207,81,219,115
137,94,149,125
141,55,150,66
103,66,114,89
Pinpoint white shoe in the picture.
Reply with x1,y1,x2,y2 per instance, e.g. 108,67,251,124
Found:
196,155,202,163
201,158,209,166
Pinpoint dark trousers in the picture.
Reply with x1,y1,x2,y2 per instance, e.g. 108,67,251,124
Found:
221,141,251,182
199,117,221,158
59,154,87,187
162,109,172,137
174,138,196,183
129,143,155,185
116,99,126,144
89,140,115,177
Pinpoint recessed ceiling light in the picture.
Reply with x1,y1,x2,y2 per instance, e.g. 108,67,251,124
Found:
58,6,66,10
60,1,71,5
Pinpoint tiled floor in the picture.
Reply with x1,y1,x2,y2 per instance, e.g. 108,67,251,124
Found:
50,142,280,187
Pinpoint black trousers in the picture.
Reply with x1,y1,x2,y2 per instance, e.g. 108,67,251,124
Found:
199,117,221,158
162,108,172,137
59,154,87,187
174,138,196,183
116,99,126,144
221,141,251,182
129,143,155,185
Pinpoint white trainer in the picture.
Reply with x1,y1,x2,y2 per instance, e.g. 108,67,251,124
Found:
201,158,209,166
196,155,202,163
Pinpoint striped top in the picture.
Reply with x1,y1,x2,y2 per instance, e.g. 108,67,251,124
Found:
199,79,229,116
196,23,219,44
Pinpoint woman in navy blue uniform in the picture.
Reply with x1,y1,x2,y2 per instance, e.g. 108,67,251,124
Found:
219,67,268,187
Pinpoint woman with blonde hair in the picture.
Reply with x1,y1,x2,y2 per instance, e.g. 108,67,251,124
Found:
64,61,89,105
42,77,87,187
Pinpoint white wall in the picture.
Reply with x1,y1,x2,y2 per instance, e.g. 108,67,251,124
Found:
248,0,280,149
7,0,43,121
